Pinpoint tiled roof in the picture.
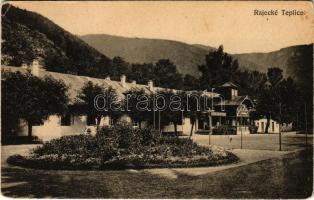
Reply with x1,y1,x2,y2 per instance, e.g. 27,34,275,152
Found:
2,66,220,104
216,95,254,107
219,82,238,88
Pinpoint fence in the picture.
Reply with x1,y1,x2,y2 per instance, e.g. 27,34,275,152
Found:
192,132,312,151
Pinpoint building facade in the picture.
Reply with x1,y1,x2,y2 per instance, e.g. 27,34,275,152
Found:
3,62,256,141
254,118,280,134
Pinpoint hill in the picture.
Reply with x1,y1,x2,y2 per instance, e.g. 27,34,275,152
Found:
80,34,215,77
1,4,112,77
233,44,313,78
81,34,312,80
2,4,311,87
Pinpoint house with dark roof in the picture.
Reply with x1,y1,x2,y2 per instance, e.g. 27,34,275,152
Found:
214,82,255,134
2,61,255,141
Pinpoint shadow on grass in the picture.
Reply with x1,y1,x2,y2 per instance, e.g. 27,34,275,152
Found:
2,148,313,198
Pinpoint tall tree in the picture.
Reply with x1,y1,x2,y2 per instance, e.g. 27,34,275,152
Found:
234,69,267,99
183,74,200,91
76,81,120,126
110,56,130,80
154,90,183,136
124,89,150,128
254,67,298,133
153,59,183,89
2,71,68,141
199,45,239,90
182,91,203,138
286,45,313,131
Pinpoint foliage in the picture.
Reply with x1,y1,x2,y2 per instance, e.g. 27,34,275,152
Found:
286,45,313,131
2,5,186,90
7,125,238,170
153,90,185,135
1,71,69,140
128,59,184,90
234,69,267,99
182,91,205,138
75,81,121,125
2,4,112,76
254,68,299,132
183,74,200,90
199,45,239,90
123,89,150,128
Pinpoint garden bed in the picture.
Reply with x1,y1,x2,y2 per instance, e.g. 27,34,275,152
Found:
7,125,238,170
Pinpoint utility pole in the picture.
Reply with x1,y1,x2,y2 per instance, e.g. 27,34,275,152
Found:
209,112,211,145
153,95,156,130
240,118,243,149
209,88,215,146
279,102,282,151
305,103,308,147
159,110,161,133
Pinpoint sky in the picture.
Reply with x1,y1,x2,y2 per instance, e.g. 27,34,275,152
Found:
9,1,313,54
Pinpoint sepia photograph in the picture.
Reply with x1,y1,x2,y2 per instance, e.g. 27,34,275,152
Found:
1,1,313,198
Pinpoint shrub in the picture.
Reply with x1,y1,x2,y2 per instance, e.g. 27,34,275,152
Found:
32,134,97,157
8,124,239,170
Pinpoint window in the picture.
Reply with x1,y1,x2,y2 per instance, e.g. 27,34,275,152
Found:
261,122,264,132
61,113,72,126
87,115,96,126
272,122,275,132
234,89,238,96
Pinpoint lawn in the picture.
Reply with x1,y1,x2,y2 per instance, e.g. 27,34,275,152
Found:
2,147,312,198
192,132,313,151
1,132,313,198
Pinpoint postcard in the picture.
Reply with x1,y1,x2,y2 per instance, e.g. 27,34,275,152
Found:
1,1,313,198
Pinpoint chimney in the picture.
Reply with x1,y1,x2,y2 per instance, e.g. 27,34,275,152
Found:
131,80,136,84
31,60,40,76
148,80,154,91
120,75,126,87
105,76,111,81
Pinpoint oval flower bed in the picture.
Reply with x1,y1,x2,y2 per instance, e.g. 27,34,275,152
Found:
7,125,238,170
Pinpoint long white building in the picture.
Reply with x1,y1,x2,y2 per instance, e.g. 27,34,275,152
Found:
2,61,256,141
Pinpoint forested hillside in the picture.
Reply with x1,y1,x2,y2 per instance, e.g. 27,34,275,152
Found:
2,4,112,77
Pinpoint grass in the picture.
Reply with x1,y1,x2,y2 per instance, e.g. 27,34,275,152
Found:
2,133,313,198
6,131,239,170
2,148,312,198
192,132,313,151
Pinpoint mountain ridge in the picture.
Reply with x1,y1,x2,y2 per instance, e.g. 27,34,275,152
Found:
80,33,312,78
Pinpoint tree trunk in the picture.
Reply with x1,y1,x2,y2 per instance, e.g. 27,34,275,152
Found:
265,116,270,134
139,121,142,129
28,122,33,142
189,120,195,139
174,123,178,136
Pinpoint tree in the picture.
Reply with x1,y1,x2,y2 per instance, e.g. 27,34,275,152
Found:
154,90,183,136
153,59,183,89
182,91,203,138
234,69,267,99
129,63,154,85
110,57,130,80
76,81,120,126
124,89,150,128
183,74,199,91
2,71,69,141
286,45,313,131
254,67,298,133
199,45,239,90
